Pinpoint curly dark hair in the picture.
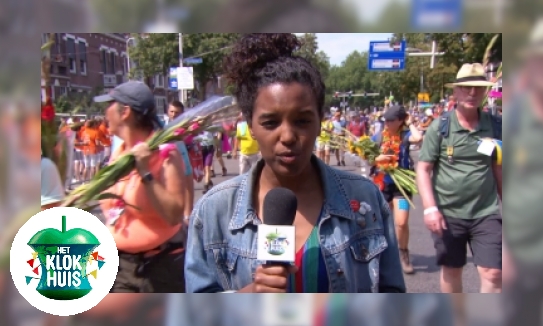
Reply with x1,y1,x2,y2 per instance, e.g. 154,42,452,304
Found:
223,33,325,124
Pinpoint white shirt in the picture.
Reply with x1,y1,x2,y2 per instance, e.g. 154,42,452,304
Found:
41,157,65,206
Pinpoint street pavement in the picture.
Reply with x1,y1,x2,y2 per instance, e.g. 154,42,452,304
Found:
202,153,480,293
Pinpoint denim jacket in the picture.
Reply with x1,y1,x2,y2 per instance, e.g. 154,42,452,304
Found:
184,156,406,293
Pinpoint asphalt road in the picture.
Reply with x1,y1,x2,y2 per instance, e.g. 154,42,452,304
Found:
200,152,481,294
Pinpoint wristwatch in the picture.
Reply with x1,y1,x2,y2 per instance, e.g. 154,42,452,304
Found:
140,171,154,183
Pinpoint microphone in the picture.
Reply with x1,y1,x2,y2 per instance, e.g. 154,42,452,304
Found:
257,188,297,264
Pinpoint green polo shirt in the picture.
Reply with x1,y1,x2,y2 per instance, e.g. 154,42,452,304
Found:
419,110,499,219
503,103,543,264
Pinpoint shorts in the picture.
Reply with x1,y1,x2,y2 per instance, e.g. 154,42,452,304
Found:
97,151,104,163
382,182,412,203
73,149,83,162
83,153,97,168
112,247,185,293
201,145,214,167
316,141,330,151
432,214,502,269
103,146,111,161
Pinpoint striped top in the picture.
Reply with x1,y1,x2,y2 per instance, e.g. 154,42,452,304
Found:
314,294,348,326
287,208,329,293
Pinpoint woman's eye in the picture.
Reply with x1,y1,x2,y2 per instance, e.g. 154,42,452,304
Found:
296,119,311,125
261,121,278,128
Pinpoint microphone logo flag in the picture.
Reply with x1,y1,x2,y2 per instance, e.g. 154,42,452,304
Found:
257,225,295,262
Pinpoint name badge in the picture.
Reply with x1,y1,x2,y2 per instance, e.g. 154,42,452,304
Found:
477,139,496,156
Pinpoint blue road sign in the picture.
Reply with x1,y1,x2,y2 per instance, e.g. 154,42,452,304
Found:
183,57,203,65
411,0,462,30
169,67,178,90
368,40,406,71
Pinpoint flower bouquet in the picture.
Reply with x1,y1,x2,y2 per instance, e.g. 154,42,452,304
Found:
62,96,236,210
347,134,380,165
373,132,418,208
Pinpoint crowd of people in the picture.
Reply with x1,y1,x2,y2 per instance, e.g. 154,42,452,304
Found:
40,34,502,298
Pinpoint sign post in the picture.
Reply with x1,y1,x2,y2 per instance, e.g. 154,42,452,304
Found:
368,40,406,71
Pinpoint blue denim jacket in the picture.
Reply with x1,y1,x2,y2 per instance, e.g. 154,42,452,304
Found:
184,156,406,293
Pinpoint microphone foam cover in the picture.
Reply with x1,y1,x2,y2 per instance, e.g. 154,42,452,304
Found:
262,187,297,226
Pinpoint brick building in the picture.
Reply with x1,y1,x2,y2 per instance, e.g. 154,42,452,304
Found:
43,33,177,114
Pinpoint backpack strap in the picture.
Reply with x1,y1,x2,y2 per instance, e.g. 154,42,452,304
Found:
437,110,452,148
373,131,383,147
438,111,452,138
490,114,502,140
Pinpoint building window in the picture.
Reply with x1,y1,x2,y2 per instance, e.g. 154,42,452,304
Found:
79,41,87,75
154,96,166,113
110,52,116,74
67,38,76,73
56,86,68,97
154,74,164,88
101,50,108,73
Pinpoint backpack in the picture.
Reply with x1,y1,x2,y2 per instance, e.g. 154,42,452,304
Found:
437,110,502,146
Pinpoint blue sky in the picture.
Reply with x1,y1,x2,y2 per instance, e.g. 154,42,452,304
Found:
312,33,393,66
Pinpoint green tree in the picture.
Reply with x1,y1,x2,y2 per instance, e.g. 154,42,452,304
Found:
54,95,72,113
183,33,240,99
295,33,331,80
128,33,179,81
129,33,239,100
428,33,502,69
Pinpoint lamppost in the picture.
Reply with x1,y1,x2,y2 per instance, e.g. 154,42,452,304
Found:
125,37,135,80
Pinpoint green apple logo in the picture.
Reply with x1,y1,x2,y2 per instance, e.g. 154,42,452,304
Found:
27,216,100,300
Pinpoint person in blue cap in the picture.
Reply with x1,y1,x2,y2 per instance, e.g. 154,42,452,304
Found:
94,81,189,293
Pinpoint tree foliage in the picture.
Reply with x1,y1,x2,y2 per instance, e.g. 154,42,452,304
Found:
129,33,239,99
295,33,331,80
428,33,502,69
128,32,501,109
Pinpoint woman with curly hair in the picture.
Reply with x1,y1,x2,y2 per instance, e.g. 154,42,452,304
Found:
184,33,405,293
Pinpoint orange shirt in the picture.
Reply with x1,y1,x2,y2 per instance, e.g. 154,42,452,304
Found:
82,128,99,155
99,143,181,253
98,125,112,147
75,128,85,151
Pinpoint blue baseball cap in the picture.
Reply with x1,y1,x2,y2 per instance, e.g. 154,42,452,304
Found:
94,81,162,129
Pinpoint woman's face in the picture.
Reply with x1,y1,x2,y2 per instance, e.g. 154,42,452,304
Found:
384,118,403,132
251,82,320,177
105,102,129,136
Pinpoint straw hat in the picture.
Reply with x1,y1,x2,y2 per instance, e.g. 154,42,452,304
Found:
519,18,543,57
444,63,495,88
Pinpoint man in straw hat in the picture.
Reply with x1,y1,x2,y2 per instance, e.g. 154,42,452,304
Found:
502,19,543,326
416,63,502,293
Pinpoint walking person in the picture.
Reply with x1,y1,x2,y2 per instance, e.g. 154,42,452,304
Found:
232,112,260,174
81,119,99,181
331,111,345,166
371,105,423,274
94,81,188,292
196,130,216,194
210,130,228,177
316,114,333,165
416,63,502,293
166,99,195,236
